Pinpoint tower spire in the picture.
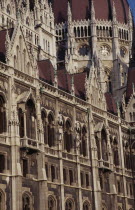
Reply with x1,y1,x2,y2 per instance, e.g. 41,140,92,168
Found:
68,1,72,23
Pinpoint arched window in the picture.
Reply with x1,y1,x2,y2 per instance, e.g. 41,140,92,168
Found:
0,190,5,210
83,201,90,210
41,111,47,144
95,135,100,159
102,204,107,210
80,127,87,157
18,108,24,138
48,196,56,210
0,96,7,134
64,120,73,153
65,199,74,210
112,138,119,166
29,0,35,11
47,114,55,147
26,99,36,139
118,207,122,210
22,193,32,210
101,129,108,161
7,4,11,15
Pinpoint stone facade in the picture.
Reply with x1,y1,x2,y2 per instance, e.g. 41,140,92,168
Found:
0,0,134,210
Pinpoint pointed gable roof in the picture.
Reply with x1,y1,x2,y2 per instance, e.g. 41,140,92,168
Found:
0,28,14,63
57,68,71,93
126,64,135,102
38,59,55,85
105,92,117,114
74,71,87,100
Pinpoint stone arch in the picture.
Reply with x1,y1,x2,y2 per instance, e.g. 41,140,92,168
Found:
102,203,107,210
22,191,33,210
64,119,73,153
101,128,108,161
48,195,57,210
80,125,87,157
65,198,74,210
118,207,123,210
83,200,91,210
26,99,36,139
0,94,7,134
47,112,55,147
0,189,5,210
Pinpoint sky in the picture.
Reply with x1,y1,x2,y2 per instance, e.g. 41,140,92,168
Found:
128,0,135,21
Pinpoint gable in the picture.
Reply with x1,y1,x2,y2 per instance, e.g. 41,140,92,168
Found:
8,23,34,76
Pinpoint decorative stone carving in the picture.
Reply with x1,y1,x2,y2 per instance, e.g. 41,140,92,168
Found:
100,44,110,57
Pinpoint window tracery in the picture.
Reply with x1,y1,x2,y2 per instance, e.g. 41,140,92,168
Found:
64,120,73,153
83,201,90,210
22,193,32,210
0,190,5,210
0,95,7,134
26,99,36,139
48,196,56,210
65,199,74,210
80,126,87,157
101,129,108,161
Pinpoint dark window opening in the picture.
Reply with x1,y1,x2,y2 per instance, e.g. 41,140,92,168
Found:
22,193,31,210
63,168,67,184
0,96,7,134
69,169,73,185
41,111,48,144
48,114,55,147
23,159,28,177
81,172,84,186
18,108,24,138
64,121,73,153
45,163,48,178
0,155,5,173
86,174,89,187
26,99,36,139
51,165,55,182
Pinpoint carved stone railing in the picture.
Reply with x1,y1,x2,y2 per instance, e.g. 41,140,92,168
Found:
0,134,8,144
44,146,58,156
20,138,39,151
99,160,112,172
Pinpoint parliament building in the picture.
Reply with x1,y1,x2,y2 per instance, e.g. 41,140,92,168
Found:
0,0,134,209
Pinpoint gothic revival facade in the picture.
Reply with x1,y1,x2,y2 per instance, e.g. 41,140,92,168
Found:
0,0,134,210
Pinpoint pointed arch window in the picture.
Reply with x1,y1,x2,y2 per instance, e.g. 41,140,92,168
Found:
18,108,24,138
80,127,87,157
65,199,74,210
112,138,119,166
41,111,47,144
0,190,5,210
83,201,90,210
0,96,7,134
48,196,56,210
64,120,73,153
26,99,36,139
22,193,32,210
47,114,55,147
101,129,108,161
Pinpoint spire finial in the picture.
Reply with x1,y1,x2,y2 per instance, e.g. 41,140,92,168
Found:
112,1,117,22
68,1,72,23
91,1,95,20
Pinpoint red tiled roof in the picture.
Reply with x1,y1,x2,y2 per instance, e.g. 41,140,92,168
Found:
57,68,71,93
0,28,14,63
126,65,135,101
74,72,87,100
38,59,54,85
52,0,129,23
105,92,117,114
